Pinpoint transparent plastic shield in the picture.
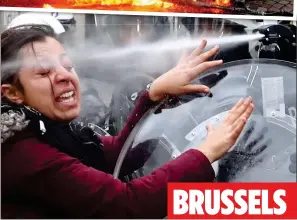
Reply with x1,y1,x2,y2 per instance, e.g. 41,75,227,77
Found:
113,59,296,182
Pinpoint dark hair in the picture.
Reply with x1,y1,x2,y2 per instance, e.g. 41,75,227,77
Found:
1,24,57,90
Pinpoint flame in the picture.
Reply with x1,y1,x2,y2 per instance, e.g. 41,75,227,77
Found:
98,0,173,8
215,0,230,5
43,4,53,8
69,0,173,8
42,0,232,13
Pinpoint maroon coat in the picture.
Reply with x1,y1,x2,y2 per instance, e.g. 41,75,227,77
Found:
1,91,215,218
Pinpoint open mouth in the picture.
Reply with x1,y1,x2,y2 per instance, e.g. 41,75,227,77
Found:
56,90,76,104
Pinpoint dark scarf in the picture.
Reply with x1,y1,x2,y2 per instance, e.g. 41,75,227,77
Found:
1,99,105,170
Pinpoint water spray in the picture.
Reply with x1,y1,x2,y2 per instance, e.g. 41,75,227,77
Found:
72,33,265,62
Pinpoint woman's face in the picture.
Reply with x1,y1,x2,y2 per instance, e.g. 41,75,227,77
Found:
17,37,81,121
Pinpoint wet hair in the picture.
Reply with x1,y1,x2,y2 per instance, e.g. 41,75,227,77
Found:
1,24,57,92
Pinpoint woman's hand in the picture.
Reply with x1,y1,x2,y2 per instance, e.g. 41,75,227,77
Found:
148,40,223,101
198,97,255,164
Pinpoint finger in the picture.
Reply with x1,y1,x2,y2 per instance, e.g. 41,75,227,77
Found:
230,104,254,138
189,39,207,59
189,46,219,67
223,98,244,123
232,103,254,126
192,45,220,65
226,97,253,124
187,60,223,80
231,117,248,141
180,84,210,94
178,50,190,64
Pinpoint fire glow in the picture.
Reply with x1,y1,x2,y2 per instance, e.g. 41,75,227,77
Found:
41,0,232,13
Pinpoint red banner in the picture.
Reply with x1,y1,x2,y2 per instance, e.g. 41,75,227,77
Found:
168,182,297,219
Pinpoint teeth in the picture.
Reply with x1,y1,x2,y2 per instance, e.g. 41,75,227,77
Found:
60,97,74,103
60,91,74,98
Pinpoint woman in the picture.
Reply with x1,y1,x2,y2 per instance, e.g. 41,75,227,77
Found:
1,25,254,218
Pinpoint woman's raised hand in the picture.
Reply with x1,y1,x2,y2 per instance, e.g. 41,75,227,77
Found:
198,97,255,164
148,40,223,101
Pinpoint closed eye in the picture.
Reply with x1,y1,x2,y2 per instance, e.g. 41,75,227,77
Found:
39,70,51,77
